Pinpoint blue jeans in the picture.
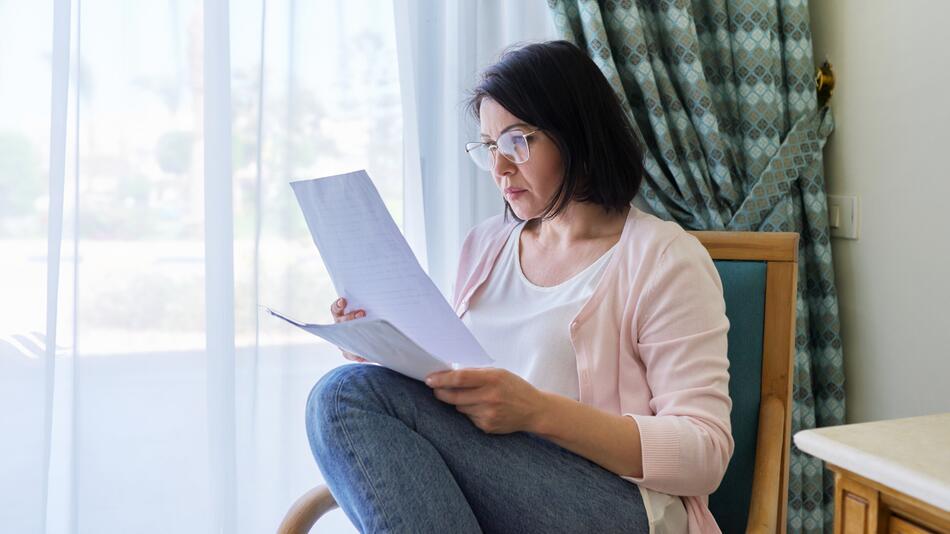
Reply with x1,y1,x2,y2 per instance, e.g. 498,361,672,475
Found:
306,363,650,533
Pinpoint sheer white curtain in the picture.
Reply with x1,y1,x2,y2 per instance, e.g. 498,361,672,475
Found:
1,0,553,532
1,1,402,532
396,0,556,297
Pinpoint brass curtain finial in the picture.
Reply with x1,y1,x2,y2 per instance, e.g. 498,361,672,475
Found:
816,60,835,107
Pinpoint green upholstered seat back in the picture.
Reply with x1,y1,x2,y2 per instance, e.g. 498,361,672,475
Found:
707,260,767,533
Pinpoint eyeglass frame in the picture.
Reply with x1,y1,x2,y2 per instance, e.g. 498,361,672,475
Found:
464,128,541,170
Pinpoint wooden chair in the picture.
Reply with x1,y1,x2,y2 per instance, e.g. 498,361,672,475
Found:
278,231,799,534
697,231,798,534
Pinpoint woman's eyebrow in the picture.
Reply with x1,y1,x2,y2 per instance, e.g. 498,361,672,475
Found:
479,122,532,140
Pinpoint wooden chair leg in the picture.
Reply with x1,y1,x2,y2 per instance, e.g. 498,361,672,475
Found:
277,485,339,534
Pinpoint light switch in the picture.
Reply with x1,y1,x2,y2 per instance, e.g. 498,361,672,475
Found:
829,205,841,229
827,195,859,239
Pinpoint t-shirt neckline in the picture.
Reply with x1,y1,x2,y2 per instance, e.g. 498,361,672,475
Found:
513,221,619,291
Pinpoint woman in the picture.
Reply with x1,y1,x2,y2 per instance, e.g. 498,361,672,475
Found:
307,40,732,534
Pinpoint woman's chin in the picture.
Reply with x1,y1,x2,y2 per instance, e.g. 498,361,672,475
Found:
506,198,541,221
509,206,532,220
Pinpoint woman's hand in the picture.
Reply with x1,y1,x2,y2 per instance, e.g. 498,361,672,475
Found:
424,368,550,435
330,297,368,363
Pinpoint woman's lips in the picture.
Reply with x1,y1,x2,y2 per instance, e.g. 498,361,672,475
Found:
505,188,525,200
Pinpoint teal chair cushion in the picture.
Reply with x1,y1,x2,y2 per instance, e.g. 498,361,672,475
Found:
707,260,767,533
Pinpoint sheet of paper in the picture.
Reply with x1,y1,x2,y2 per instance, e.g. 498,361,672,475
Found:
285,170,493,368
263,307,451,382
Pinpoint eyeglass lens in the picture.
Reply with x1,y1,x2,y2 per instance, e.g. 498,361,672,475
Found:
467,130,530,171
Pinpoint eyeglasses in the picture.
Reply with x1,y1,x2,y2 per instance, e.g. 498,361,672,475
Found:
465,128,540,171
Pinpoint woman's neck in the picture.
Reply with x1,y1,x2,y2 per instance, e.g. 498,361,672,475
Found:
528,202,630,249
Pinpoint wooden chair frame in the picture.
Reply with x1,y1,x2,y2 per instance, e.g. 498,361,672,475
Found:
278,231,799,534
694,231,798,534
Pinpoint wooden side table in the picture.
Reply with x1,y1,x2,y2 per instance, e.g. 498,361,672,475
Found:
794,413,950,533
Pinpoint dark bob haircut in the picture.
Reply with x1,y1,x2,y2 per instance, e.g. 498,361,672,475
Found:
466,40,644,223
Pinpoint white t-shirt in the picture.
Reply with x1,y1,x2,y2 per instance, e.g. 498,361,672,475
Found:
461,221,688,534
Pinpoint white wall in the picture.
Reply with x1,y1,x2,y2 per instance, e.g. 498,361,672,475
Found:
809,1,950,423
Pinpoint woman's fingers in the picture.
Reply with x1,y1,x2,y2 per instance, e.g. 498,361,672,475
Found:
330,297,346,317
343,352,367,363
330,297,368,362
335,309,365,322
330,298,365,322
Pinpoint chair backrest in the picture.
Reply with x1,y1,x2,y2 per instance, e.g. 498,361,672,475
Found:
688,231,798,534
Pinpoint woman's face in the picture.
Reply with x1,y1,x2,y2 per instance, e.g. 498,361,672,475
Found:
478,98,564,220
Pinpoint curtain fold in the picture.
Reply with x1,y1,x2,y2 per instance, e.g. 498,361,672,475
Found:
394,0,557,298
42,0,73,531
202,1,237,532
547,1,844,532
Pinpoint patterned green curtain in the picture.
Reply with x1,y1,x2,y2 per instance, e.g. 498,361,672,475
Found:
546,1,843,532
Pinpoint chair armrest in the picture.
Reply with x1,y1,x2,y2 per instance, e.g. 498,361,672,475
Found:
745,395,786,534
277,485,339,534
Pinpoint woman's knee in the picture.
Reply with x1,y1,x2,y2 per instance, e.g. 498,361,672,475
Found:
306,364,362,457
307,364,360,424
306,364,400,430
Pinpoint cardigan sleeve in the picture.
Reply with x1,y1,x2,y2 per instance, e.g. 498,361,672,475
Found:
452,224,482,310
621,233,734,497
451,231,470,309
451,214,512,312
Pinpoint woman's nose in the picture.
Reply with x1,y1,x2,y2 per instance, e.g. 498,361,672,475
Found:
491,149,516,178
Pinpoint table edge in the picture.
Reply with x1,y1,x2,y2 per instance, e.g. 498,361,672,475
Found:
793,429,950,511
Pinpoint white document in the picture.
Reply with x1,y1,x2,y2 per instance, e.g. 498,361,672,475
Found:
263,307,452,382
267,170,493,381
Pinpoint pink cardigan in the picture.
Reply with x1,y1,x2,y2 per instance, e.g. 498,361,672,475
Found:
451,207,733,534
